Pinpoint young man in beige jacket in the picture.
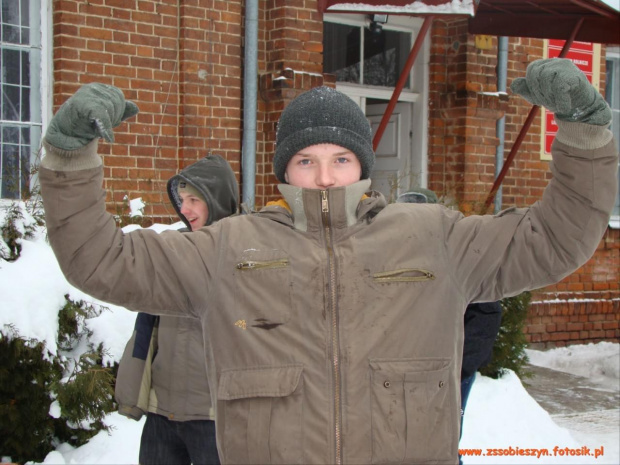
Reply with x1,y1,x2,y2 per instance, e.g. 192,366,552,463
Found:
115,154,238,464
39,58,618,464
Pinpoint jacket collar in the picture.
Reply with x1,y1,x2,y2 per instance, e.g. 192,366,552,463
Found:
274,180,373,232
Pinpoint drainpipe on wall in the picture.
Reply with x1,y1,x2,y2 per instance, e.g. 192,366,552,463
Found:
494,36,508,214
242,0,259,210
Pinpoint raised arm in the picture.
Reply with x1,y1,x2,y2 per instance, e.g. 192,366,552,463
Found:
40,84,216,317
448,59,618,303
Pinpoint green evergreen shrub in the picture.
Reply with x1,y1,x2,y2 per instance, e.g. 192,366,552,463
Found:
480,291,533,380
0,325,63,463
0,296,116,464
53,296,116,446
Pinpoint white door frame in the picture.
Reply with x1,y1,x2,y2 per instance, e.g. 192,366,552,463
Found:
367,101,413,201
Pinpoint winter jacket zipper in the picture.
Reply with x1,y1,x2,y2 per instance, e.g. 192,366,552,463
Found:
322,190,343,465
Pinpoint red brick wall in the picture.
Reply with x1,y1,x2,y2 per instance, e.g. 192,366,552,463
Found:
527,228,620,348
51,0,329,211
255,0,328,207
51,0,243,223
428,19,507,214
526,290,620,349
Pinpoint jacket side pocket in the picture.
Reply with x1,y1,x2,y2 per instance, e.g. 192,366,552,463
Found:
369,358,452,464
218,364,304,465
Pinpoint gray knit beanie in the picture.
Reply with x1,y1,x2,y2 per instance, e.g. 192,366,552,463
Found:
273,86,375,183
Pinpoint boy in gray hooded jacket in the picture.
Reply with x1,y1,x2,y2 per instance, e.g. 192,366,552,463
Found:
115,155,238,464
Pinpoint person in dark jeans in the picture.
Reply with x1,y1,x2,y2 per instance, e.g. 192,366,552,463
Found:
459,301,502,464
115,155,239,465
138,413,219,465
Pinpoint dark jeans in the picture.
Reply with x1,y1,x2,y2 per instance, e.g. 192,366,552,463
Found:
139,412,220,465
459,373,477,465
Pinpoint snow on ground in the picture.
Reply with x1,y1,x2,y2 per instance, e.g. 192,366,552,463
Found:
460,362,619,464
526,342,620,389
38,413,144,465
34,347,618,465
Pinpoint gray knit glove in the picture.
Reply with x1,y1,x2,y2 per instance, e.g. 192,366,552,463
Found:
511,58,611,126
45,83,139,151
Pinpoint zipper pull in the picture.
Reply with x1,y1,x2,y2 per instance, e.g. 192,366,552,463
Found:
322,190,329,213
236,261,256,270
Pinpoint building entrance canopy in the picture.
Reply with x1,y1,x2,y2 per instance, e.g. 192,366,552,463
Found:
319,0,619,44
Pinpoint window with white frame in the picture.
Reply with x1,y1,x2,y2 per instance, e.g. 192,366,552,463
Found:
1,0,42,199
323,16,413,89
605,47,619,228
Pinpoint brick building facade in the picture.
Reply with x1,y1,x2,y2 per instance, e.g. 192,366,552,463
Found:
46,0,619,347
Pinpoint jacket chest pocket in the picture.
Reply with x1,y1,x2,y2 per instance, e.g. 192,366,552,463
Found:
369,358,454,464
217,365,304,464
372,268,435,283
233,249,292,326
365,267,436,304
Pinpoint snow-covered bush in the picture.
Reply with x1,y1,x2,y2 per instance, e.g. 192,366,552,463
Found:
0,295,116,464
0,197,43,262
1,203,116,464
0,325,63,463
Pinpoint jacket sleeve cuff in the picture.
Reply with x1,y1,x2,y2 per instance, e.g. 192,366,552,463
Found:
41,138,102,171
555,120,613,150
